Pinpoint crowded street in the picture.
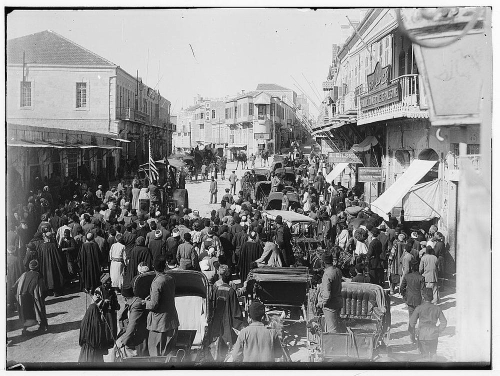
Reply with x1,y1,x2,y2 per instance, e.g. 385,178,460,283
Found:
5,6,491,370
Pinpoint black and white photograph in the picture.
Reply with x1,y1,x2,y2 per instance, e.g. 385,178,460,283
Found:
4,4,493,370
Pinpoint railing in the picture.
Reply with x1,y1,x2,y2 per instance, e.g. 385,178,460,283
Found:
116,107,150,124
357,74,429,125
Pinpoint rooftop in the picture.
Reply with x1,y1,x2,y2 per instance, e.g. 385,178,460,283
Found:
256,83,291,91
7,30,115,67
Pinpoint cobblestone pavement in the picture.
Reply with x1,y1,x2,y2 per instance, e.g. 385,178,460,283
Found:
6,160,457,366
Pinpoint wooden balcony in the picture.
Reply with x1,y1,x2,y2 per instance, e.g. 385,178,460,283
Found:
357,74,429,125
116,107,150,124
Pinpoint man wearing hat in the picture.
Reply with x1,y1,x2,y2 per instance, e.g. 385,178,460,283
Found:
209,176,218,204
231,301,282,362
13,260,49,335
274,215,294,267
237,231,263,282
38,231,67,297
165,229,181,266
94,273,120,349
419,246,440,304
148,229,166,261
409,288,447,359
317,252,343,333
401,259,425,343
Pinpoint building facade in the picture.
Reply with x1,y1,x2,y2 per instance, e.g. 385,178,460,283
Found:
316,9,483,272
7,30,172,196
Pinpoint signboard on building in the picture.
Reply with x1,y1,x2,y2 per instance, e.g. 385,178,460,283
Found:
254,133,271,140
328,152,363,164
322,81,335,90
358,167,383,182
360,82,401,111
367,62,391,92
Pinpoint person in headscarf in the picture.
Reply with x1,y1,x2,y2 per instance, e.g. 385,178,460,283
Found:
77,232,102,294
94,273,120,350
7,245,24,312
78,291,111,362
13,260,49,335
176,233,198,270
122,236,153,297
109,233,126,291
148,229,166,262
208,264,245,361
38,231,68,296
237,231,263,282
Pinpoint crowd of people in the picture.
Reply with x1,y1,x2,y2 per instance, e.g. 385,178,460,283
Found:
7,151,449,363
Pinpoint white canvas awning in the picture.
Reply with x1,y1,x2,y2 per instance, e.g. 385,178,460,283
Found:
402,179,442,221
325,162,349,184
370,159,438,220
351,136,378,152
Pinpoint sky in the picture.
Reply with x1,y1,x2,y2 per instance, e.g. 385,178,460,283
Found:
7,8,366,117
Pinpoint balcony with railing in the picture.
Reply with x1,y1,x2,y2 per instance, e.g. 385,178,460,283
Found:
357,74,429,125
117,107,151,124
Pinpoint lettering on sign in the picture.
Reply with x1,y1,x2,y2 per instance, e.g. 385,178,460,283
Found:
360,82,401,111
358,167,383,182
254,133,271,140
328,152,363,164
322,81,335,90
367,62,392,92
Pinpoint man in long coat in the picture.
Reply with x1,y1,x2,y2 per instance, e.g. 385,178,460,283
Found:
38,232,67,296
77,232,102,294
13,260,49,335
122,236,153,297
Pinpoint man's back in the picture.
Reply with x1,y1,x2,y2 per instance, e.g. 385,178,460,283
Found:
420,254,438,282
231,322,281,362
401,271,425,306
146,273,179,332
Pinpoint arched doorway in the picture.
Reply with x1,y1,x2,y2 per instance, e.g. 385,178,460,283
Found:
418,148,439,184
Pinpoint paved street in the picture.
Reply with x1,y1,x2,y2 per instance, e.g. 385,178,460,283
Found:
6,160,457,366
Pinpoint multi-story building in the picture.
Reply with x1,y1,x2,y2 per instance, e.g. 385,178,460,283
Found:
7,30,172,196
316,8,485,274
172,105,197,153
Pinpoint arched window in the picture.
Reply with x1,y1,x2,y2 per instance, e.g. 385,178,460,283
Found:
418,148,439,183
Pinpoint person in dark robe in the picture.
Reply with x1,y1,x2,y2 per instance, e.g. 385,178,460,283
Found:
38,232,67,296
218,225,235,271
78,296,109,362
94,274,120,349
7,245,24,312
148,229,166,261
274,216,294,267
237,231,263,282
77,232,102,294
23,242,39,272
122,236,153,297
209,264,245,361
13,260,48,335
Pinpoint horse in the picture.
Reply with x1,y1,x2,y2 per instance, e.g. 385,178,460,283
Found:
235,152,248,170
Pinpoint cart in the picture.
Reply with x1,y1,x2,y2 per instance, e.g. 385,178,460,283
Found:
245,266,312,362
114,270,210,364
307,281,391,362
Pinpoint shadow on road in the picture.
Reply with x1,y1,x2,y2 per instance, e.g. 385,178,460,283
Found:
389,329,410,341
438,301,456,311
7,319,81,347
46,295,80,305
47,311,69,319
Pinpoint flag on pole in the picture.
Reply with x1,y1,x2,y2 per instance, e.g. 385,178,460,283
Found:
149,139,159,182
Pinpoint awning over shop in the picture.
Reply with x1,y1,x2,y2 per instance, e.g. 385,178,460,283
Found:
110,137,131,143
351,136,379,152
370,159,438,220
79,145,122,150
7,140,82,148
325,162,349,184
311,121,345,136
167,159,186,168
230,144,247,149
403,179,442,221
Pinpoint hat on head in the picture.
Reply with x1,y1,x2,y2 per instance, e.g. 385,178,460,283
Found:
29,260,39,270
208,247,216,256
411,232,418,239
275,215,283,225
137,262,149,274
98,185,103,189
135,236,145,246
423,288,434,301
420,240,427,247
175,208,180,213
218,264,230,278
155,211,161,217
100,273,111,284
172,229,180,238
322,252,334,265
249,231,257,240
248,301,266,321
86,232,94,241
154,230,162,239
193,210,200,217
429,225,438,233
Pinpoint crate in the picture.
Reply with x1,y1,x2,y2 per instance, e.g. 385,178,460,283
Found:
321,330,376,360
